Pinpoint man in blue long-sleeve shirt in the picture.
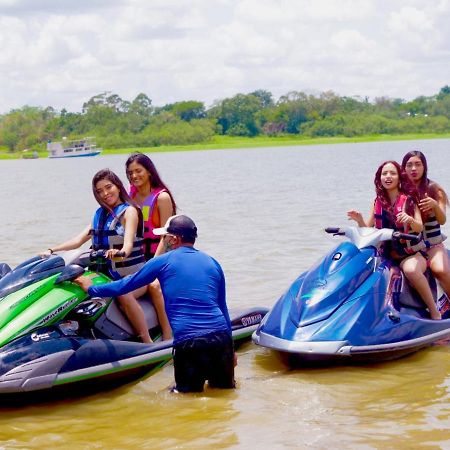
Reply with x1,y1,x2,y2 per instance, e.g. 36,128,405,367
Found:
75,215,235,393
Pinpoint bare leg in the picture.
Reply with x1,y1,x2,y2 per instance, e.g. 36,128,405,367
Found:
148,280,172,340
401,254,441,320
117,286,153,343
428,244,450,299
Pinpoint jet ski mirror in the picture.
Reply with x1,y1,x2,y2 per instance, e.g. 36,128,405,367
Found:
54,264,85,285
325,227,345,236
0,263,12,280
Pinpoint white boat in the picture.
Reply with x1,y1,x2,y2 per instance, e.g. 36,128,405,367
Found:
47,137,102,158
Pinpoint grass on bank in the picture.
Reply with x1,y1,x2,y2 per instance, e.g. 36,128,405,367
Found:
101,133,450,156
1,133,449,160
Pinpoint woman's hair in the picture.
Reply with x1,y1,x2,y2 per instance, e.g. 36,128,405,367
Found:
92,169,139,212
401,150,449,206
374,160,417,216
125,152,177,214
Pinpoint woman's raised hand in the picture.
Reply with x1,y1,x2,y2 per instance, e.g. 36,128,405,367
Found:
396,212,413,225
347,210,362,223
418,194,437,214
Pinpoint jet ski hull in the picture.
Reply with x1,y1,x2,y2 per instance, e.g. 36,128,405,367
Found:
0,307,267,400
254,325,450,365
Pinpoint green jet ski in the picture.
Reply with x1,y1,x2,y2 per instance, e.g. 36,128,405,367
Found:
0,251,267,401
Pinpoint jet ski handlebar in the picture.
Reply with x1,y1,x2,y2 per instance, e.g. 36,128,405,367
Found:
53,250,126,285
391,231,421,241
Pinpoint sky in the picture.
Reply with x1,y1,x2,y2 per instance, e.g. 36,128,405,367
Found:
0,0,449,114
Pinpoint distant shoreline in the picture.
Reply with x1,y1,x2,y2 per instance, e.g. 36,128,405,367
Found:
1,133,449,160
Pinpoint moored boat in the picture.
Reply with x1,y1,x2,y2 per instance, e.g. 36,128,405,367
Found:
47,137,102,158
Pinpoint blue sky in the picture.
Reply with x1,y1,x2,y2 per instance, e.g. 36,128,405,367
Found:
0,0,449,113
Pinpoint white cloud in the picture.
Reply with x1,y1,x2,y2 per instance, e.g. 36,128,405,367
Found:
0,0,448,113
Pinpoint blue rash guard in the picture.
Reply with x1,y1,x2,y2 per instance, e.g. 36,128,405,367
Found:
88,246,232,344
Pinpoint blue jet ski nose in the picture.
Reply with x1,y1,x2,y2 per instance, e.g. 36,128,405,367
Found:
290,242,375,327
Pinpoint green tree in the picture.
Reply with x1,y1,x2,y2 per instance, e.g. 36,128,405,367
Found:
0,106,56,151
437,85,450,100
129,93,153,116
250,89,274,108
208,93,262,136
160,101,206,121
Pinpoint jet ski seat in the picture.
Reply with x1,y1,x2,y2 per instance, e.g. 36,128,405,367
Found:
397,269,438,310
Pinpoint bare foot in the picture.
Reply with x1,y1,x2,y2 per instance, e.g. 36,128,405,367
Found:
430,311,442,320
141,334,154,344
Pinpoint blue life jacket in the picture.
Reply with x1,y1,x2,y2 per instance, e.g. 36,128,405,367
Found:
90,203,145,280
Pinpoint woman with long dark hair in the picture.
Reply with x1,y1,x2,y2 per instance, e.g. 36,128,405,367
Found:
42,169,153,342
125,153,176,340
402,150,450,299
347,160,441,319
126,152,177,259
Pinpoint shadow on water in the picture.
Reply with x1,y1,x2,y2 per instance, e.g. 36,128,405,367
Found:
0,340,254,410
0,366,159,410
253,338,450,376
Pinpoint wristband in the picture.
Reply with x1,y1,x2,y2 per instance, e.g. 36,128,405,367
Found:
48,248,54,254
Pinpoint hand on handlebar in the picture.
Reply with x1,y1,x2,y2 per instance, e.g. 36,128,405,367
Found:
91,249,126,260
106,249,126,259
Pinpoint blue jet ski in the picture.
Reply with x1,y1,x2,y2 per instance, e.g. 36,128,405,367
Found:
253,226,450,365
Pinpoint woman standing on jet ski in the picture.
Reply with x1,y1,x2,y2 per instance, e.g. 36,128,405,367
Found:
402,150,450,300
348,160,441,320
125,152,176,340
41,169,153,343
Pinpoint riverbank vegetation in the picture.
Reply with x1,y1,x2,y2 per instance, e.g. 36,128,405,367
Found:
2,133,449,160
0,86,449,155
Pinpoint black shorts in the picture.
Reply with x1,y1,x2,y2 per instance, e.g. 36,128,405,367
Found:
173,330,235,393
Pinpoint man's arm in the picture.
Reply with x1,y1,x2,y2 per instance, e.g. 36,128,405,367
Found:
76,257,163,298
215,262,231,330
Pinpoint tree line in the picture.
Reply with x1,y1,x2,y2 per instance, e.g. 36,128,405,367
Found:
0,86,449,152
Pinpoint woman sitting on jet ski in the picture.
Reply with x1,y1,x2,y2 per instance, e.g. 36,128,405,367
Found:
125,152,177,340
402,150,450,301
41,169,154,343
347,160,441,320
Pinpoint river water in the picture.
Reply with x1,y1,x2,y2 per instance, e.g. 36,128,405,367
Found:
1,139,450,448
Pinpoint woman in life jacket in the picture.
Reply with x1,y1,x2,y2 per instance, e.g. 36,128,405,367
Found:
41,169,153,343
347,161,441,320
402,150,450,299
125,152,176,340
